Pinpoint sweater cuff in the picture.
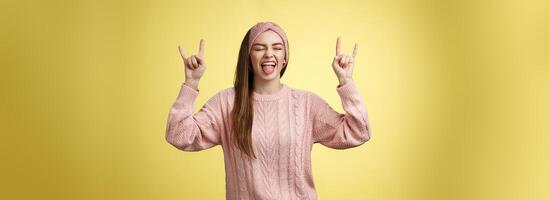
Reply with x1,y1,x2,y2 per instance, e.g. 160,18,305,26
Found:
176,83,199,105
336,79,359,97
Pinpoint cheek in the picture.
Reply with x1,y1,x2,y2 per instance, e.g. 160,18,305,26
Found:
273,50,283,57
276,52,285,63
250,54,261,64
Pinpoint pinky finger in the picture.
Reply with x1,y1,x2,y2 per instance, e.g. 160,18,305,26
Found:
342,56,349,67
192,56,198,69
185,59,192,69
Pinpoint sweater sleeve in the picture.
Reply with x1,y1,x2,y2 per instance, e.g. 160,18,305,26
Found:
165,83,223,152
311,80,371,149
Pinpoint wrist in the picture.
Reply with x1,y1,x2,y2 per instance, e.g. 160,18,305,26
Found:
338,78,352,86
184,79,200,90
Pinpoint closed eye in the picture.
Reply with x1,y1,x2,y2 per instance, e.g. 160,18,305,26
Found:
254,47,282,51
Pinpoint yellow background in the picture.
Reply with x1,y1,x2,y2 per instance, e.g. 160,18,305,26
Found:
1,0,548,199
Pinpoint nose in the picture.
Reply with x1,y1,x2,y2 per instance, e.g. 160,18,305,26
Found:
264,48,274,58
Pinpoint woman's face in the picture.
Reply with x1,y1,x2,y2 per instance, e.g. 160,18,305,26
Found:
250,30,286,82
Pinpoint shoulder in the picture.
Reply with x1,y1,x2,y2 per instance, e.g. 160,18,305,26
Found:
213,85,324,103
286,85,325,104
209,86,236,104
219,86,235,99
199,86,234,106
211,87,232,100
285,87,332,118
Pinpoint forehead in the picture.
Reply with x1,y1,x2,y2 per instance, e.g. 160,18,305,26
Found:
253,30,283,45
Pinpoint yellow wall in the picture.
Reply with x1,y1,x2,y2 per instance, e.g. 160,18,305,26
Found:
1,0,548,199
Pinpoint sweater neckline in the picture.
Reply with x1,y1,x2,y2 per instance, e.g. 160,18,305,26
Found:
253,83,289,101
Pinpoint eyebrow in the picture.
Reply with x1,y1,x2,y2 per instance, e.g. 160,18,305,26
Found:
253,42,284,47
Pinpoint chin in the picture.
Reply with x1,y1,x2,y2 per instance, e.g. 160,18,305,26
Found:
258,73,280,81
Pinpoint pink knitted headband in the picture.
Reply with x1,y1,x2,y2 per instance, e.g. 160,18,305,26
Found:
247,22,289,67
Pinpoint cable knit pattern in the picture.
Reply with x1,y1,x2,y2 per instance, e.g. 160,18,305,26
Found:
165,80,371,200
292,90,307,199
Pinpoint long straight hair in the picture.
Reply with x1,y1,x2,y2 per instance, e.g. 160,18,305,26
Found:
230,29,288,159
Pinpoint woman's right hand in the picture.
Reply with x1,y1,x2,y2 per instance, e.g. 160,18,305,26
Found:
178,39,206,88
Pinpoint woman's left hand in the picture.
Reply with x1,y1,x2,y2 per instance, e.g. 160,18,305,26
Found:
332,37,358,85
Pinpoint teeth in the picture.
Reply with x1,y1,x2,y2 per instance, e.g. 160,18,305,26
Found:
262,62,276,66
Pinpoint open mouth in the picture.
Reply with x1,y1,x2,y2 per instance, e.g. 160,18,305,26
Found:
260,61,276,74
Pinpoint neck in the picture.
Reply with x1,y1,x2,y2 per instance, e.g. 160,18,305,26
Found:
253,78,283,95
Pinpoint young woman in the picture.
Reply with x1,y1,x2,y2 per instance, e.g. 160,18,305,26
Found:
166,22,371,200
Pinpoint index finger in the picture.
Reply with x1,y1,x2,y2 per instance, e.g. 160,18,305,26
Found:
352,43,358,58
198,39,205,58
336,37,341,56
178,45,187,61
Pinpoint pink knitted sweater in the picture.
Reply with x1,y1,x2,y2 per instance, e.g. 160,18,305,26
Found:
165,80,371,200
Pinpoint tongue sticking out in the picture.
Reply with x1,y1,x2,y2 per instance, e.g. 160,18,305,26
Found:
262,65,275,74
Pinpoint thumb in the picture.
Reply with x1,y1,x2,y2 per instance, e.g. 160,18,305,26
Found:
195,56,204,64
332,55,342,64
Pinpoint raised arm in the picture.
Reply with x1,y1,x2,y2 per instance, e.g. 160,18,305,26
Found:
311,36,371,149
311,80,371,149
165,84,223,151
165,39,222,151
